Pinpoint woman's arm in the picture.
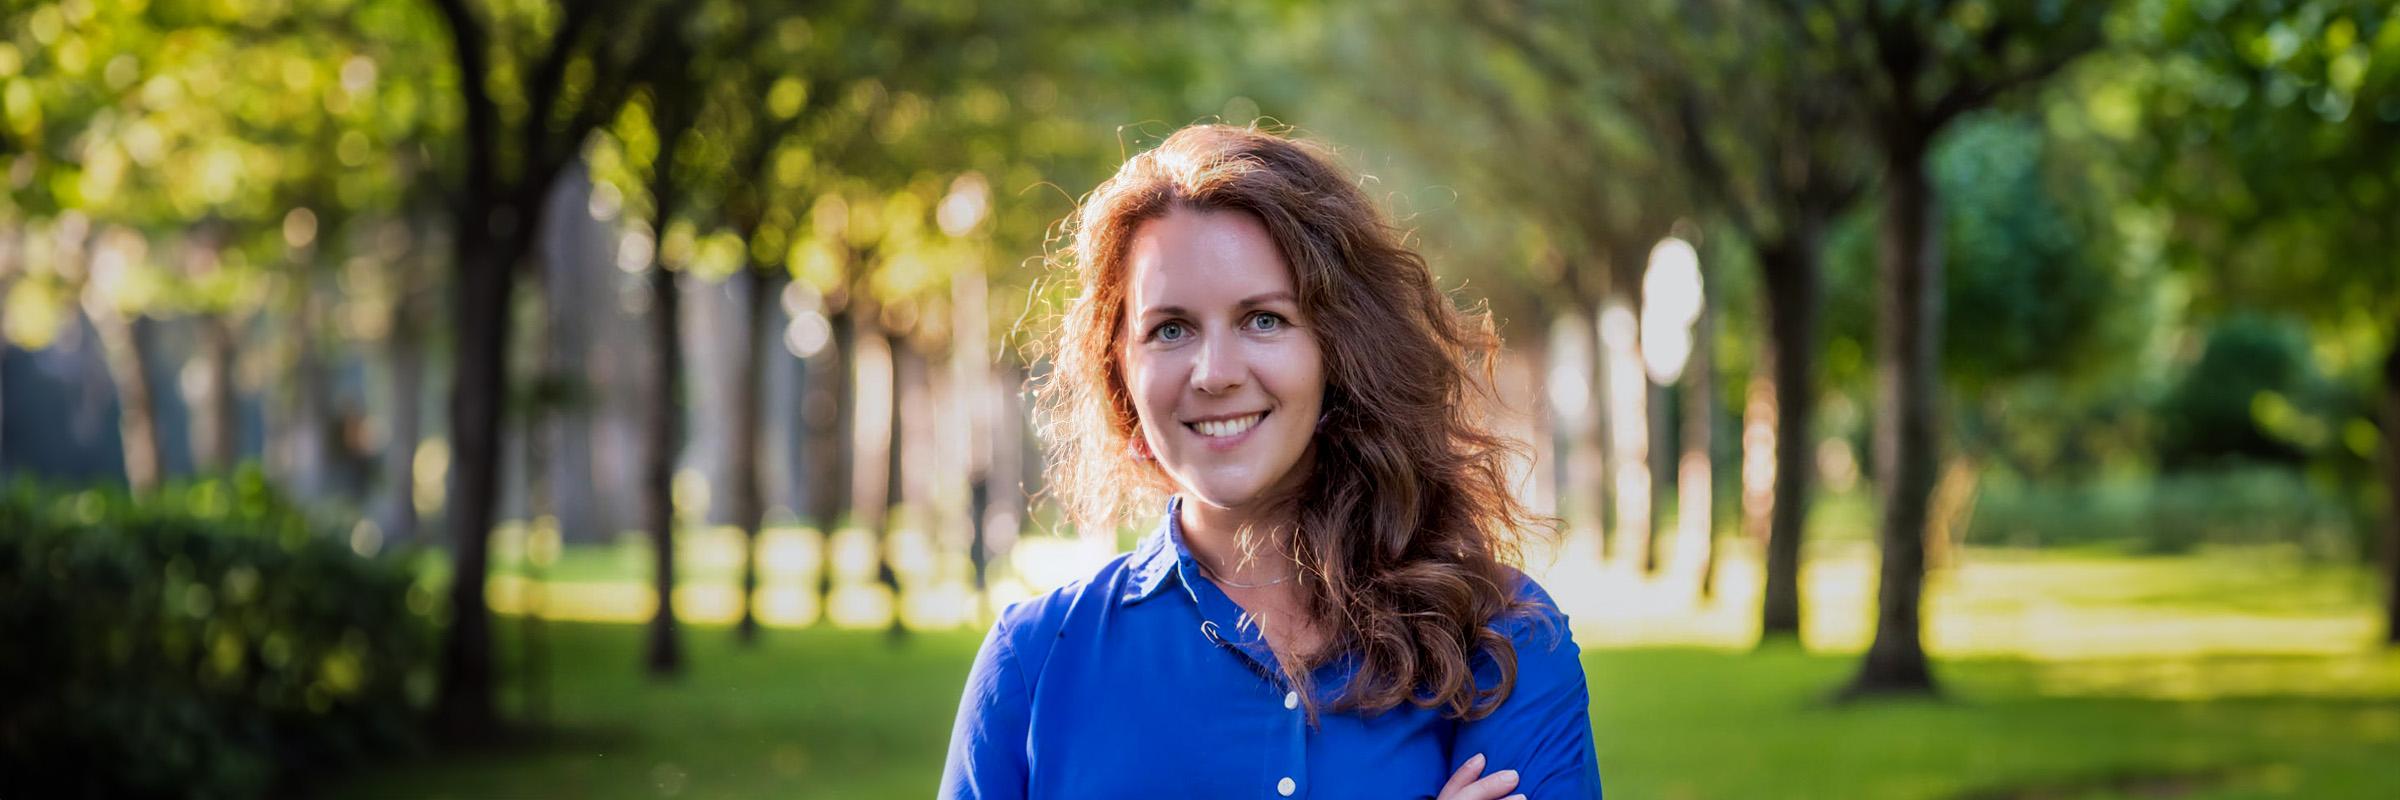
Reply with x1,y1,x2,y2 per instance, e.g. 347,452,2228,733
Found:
939,616,1033,800
1451,593,1605,799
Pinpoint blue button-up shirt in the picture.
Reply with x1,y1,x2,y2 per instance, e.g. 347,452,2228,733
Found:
941,498,1604,798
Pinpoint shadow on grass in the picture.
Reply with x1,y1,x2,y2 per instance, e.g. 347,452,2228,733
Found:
1587,647,2400,799
1948,766,2245,799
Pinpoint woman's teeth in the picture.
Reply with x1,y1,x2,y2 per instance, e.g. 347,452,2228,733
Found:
1190,412,1265,438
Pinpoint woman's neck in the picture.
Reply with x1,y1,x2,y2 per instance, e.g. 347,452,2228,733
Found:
1177,496,1298,585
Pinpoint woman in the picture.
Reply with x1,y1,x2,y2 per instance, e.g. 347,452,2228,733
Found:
941,124,1603,800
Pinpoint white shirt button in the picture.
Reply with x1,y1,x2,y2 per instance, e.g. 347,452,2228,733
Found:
1283,691,1299,710
1277,776,1296,796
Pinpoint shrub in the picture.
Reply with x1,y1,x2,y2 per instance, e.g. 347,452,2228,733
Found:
0,471,435,799
1965,466,2362,557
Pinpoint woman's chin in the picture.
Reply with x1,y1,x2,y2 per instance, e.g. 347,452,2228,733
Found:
1180,485,1264,512
1171,456,1313,515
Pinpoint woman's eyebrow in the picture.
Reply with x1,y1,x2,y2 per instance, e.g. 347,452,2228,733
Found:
1135,291,1294,319
1236,291,1296,308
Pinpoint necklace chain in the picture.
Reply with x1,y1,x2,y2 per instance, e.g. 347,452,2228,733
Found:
1196,556,1295,589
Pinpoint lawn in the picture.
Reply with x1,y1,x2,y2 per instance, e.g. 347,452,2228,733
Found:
326,541,2400,799
323,637,2400,797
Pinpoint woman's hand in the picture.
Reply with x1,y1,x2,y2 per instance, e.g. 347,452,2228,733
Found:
1435,752,1524,800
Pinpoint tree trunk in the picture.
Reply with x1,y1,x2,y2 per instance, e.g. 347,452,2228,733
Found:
1684,288,1716,595
1632,240,1670,569
1847,139,1942,698
1587,309,1617,561
953,266,1000,619
88,305,164,493
841,302,897,633
806,303,857,626
733,270,778,644
2381,330,2399,647
436,235,518,739
519,260,555,726
280,274,338,503
0,234,14,472
1602,300,1648,565
643,258,681,677
1645,368,1673,574
188,314,241,474
540,168,606,545
980,360,1029,618
381,292,425,544
0,336,7,474
1551,311,1609,552
642,255,685,676
881,336,917,643
1756,226,1823,642
1926,455,1982,571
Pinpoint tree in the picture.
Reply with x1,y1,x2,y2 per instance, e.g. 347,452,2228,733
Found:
2090,0,2400,644
1815,110,2136,575
631,49,698,678
3,0,446,501
1773,0,2109,698
1596,0,1878,640
1333,1,1689,565
422,0,670,737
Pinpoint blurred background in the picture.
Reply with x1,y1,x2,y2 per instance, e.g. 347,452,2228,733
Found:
2,0,2396,797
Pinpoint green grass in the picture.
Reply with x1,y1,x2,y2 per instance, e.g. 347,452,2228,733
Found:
331,623,986,799
1590,648,2400,799
336,533,2398,799
322,619,2400,799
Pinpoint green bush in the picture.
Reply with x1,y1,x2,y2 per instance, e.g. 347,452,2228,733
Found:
0,471,436,799
2154,314,2319,469
1966,466,2362,557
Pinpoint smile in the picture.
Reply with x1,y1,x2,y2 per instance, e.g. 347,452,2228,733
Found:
1186,411,1267,439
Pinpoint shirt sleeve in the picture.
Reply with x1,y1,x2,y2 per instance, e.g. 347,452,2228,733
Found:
939,614,1033,800
1450,593,1604,799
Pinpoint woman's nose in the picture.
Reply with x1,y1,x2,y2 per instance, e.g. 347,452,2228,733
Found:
1190,333,1243,395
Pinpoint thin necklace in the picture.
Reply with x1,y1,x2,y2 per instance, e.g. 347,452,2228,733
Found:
1196,556,1296,589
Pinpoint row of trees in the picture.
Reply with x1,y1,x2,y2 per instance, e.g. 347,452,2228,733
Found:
411,0,1232,737
1292,0,2117,698
1271,0,2399,698
1,0,1233,738
4,0,2393,738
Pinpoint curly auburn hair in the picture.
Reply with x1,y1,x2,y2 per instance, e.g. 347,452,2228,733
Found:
1032,124,1554,722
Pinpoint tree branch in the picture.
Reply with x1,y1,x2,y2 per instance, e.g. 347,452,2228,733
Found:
519,0,608,174
1928,35,2099,126
430,0,498,201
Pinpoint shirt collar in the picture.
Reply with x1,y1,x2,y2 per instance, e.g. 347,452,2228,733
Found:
1119,496,1196,606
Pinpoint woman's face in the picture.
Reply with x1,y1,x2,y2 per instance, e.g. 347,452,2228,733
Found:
1120,208,1326,512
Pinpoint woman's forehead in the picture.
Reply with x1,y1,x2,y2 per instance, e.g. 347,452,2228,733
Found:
1123,209,1295,314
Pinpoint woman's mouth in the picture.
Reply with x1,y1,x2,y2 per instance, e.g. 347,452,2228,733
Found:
1186,411,1268,439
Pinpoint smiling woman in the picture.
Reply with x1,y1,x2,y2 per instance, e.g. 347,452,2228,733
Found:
941,124,1603,800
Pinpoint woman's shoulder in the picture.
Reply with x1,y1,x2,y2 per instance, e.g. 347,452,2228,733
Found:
991,535,1163,637
977,537,1165,687
1488,566,1579,663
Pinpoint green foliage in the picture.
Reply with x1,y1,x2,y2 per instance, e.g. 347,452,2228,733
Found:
0,0,449,351
1823,112,2122,392
1933,116,2118,388
2098,0,2399,320
2155,313,2323,468
1968,465,2365,558
0,470,436,799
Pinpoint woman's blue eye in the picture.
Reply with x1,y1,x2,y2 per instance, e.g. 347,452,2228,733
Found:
1153,321,1188,342
1247,313,1284,332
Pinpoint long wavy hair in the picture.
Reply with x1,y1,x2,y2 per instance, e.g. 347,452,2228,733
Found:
1033,124,1553,721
